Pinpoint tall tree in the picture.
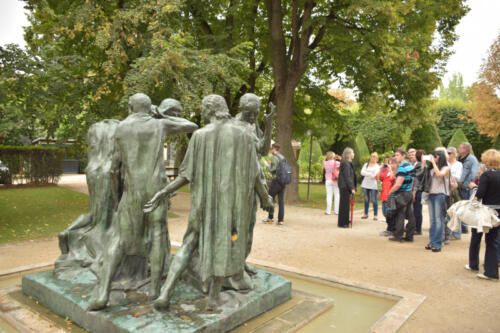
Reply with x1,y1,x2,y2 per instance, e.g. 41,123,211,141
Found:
0,44,42,144
468,33,500,139
19,0,468,202
263,0,467,201
439,73,469,102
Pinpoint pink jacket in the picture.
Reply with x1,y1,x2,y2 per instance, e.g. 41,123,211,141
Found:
324,160,340,181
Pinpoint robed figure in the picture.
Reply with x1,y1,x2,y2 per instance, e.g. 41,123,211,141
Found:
144,94,273,311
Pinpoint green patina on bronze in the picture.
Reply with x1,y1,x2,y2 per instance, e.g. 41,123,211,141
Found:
22,268,291,333
22,92,291,331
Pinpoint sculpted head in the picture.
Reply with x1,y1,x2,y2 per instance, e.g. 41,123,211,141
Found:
239,93,261,124
201,95,230,123
128,93,152,114
158,98,183,117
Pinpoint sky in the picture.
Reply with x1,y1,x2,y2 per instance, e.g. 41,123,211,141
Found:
1,0,500,87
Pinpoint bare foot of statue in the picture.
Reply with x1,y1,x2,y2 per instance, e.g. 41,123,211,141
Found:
153,297,170,311
87,296,108,311
206,296,219,312
245,263,258,275
148,284,161,301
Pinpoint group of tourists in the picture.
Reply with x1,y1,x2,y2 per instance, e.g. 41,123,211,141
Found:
323,143,500,280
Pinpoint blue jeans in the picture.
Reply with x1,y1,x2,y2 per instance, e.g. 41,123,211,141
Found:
428,193,446,249
362,188,378,216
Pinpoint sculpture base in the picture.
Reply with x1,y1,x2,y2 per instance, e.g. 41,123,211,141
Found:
22,269,291,333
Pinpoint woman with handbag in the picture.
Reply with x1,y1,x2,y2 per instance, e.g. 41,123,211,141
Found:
466,149,500,280
425,150,451,252
324,151,341,215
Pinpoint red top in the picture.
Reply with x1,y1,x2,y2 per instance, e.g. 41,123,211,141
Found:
379,166,395,202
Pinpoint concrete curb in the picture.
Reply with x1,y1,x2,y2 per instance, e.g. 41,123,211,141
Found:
0,262,54,278
246,259,426,333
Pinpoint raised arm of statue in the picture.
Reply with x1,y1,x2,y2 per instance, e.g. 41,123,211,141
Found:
258,103,275,156
161,116,198,135
110,145,121,211
143,176,189,213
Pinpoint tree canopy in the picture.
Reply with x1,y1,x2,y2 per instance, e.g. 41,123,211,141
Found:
468,32,500,139
1,0,469,201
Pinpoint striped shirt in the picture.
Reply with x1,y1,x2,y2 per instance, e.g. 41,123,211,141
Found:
396,161,414,192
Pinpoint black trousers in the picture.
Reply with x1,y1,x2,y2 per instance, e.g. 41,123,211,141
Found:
268,186,285,222
394,192,415,240
338,188,351,227
469,226,499,279
413,191,423,233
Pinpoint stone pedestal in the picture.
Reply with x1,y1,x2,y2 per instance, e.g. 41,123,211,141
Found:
22,269,291,333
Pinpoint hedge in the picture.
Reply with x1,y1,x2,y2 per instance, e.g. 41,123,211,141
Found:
352,132,370,170
448,128,474,155
410,124,443,153
0,145,64,185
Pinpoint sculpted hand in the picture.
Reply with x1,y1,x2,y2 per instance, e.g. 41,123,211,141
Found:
143,190,167,213
262,195,274,213
264,103,276,124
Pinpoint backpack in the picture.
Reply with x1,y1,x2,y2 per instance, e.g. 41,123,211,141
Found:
276,156,293,185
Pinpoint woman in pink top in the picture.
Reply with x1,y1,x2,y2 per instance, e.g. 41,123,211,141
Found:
324,151,341,215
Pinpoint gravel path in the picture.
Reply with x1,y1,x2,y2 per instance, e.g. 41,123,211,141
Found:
1,175,498,332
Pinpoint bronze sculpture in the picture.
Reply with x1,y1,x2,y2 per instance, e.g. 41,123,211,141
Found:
144,94,274,311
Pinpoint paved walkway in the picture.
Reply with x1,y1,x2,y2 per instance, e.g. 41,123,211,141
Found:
1,175,499,332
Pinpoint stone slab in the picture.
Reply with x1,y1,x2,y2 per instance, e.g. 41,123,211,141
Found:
22,269,291,333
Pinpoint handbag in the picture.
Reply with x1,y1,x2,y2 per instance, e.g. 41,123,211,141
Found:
332,161,339,181
447,188,500,233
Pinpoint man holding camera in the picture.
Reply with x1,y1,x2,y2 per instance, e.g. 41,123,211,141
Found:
388,149,416,242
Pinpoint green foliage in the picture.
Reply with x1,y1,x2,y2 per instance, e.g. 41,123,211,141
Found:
410,124,443,153
448,129,475,155
433,87,492,155
353,133,370,167
298,138,324,165
0,187,88,244
439,73,469,102
494,135,500,150
0,45,43,144
0,145,64,184
298,138,324,181
348,105,413,153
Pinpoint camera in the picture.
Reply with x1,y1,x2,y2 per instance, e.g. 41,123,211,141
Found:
422,155,432,161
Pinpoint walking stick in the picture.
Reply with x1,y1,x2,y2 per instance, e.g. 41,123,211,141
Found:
350,193,355,228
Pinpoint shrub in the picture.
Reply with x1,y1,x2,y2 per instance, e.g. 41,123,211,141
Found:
410,124,442,153
448,128,475,155
493,134,500,150
0,145,64,184
298,137,324,166
351,132,370,172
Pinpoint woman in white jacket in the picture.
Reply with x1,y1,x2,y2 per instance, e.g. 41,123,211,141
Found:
361,152,381,220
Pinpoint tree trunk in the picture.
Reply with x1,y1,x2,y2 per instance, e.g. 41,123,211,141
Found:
275,85,302,202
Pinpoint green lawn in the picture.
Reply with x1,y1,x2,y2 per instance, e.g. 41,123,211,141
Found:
0,186,89,245
179,183,372,211
0,186,178,245
298,183,376,211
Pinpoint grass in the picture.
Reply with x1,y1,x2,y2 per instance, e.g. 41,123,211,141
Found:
297,183,378,212
178,183,373,211
0,186,179,245
0,186,89,245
